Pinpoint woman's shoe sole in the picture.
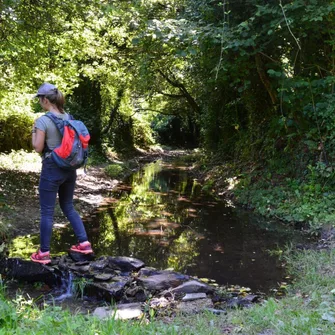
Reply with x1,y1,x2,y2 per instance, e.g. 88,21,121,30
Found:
30,255,51,264
69,248,93,254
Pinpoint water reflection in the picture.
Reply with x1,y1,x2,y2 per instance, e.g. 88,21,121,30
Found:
10,160,302,292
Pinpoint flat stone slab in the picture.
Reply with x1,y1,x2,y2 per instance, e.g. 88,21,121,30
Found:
94,273,114,281
171,280,214,294
90,257,109,270
86,280,128,301
137,272,189,291
68,251,95,262
182,293,207,301
93,303,143,320
108,256,144,272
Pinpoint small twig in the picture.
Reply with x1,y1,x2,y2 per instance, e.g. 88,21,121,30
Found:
279,0,301,50
258,52,280,64
215,0,227,81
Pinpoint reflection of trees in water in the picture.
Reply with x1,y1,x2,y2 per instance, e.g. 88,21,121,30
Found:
92,160,204,271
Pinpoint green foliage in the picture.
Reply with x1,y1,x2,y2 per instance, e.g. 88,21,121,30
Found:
233,162,335,234
133,115,156,149
1,0,335,233
202,180,214,193
72,277,92,300
86,146,110,166
1,0,335,161
0,150,40,170
104,164,124,178
0,112,34,153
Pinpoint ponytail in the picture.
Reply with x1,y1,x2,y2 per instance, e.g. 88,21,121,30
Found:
44,89,65,113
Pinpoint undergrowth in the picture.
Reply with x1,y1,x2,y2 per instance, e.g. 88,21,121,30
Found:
199,153,335,235
233,164,335,234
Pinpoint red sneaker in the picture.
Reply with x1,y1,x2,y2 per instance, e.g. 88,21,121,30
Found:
70,241,93,254
31,250,51,264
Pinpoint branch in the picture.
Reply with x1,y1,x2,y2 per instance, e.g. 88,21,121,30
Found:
158,91,185,98
157,69,200,113
135,108,179,116
258,52,280,64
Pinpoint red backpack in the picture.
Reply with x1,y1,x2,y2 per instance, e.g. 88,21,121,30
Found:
45,112,90,170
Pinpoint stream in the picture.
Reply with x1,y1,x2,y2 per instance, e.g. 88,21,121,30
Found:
8,158,305,302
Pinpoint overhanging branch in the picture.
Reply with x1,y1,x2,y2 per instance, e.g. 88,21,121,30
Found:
157,69,200,113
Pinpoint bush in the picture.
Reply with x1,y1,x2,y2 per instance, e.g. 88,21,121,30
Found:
0,113,34,152
104,164,124,178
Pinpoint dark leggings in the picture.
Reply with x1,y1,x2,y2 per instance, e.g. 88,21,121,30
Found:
39,158,88,252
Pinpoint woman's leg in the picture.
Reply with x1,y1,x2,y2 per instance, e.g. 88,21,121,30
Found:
58,171,88,243
39,164,60,252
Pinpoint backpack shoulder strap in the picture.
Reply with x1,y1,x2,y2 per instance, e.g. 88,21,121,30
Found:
44,112,66,135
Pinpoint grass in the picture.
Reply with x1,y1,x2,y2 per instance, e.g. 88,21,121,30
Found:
228,246,335,334
0,291,227,335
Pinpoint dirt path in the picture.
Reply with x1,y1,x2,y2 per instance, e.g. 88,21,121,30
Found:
0,150,188,240
0,165,117,239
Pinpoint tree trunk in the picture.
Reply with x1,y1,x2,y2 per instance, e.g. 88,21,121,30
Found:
255,52,278,106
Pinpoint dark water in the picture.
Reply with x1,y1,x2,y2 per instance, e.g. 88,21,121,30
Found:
10,159,303,293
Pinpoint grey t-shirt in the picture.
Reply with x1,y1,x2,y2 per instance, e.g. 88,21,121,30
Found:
35,112,70,150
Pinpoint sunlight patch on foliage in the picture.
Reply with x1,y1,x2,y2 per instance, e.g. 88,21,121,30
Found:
0,150,41,172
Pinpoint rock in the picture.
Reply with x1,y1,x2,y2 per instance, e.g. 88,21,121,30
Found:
68,251,95,262
137,272,189,292
171,280,214,294
125,285,143,297
57,255,69,270
149,297,170,308
90,257,109,271
108,256,145,272
68,264,90,273
85,279,129,301
92,307,110,319
75,261,90,266
176,298,213,314
138,267,163,277
94,273,114,281
114,303,143,320
93,303,143,320
182,293,207,301
205,308,227,315
0,258,60,287
242,294,259,303
0,255,235,316
226,297,254,309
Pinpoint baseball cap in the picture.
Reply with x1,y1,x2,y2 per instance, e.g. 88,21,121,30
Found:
34,83,57,98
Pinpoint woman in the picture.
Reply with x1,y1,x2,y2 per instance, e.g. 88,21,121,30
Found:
31,82,93,264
